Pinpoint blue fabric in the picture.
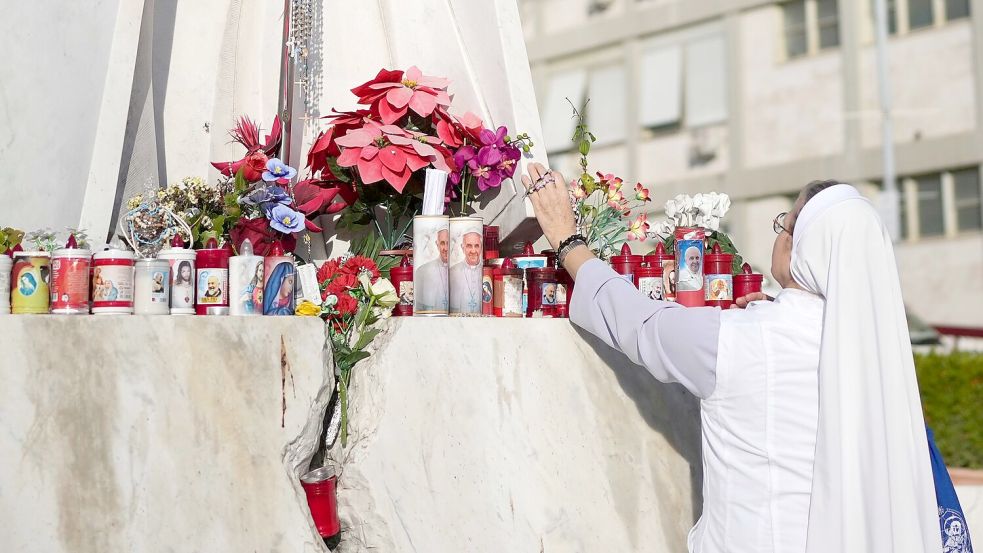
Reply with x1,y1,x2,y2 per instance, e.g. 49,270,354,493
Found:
927,426,974,553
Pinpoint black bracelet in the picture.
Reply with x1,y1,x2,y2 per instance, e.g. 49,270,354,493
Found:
557,233,587,253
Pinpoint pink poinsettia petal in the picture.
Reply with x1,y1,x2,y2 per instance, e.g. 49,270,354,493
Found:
381,164,412,193
378,147,407,172
335,128,376,147
405,154,430,172
459,112,483,129
378,101,408,125
360,145,380,160
433,90,452,106
367,82,403,90
336,147,361,167
430,153,450,172
387,134,414,146
417,75,450,89
386,86,413,109
409,140,437,157
378,124,408,135
404,66,423,82
356,157,384,184
408,92,438,117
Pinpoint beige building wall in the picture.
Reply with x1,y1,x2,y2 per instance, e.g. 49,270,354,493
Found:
520,0,983,327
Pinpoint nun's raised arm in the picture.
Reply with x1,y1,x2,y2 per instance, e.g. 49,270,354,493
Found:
569,259,720,399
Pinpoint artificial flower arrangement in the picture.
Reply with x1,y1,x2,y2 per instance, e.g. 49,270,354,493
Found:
566,102,652,259
126,177,227,248
301,66,532,266
310,254,398,447
649,192,744,274
0,227,25,254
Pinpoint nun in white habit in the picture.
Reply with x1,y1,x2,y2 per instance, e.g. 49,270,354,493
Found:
521,163,941,553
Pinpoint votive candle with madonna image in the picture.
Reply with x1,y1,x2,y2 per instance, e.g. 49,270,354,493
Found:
262,241,295,316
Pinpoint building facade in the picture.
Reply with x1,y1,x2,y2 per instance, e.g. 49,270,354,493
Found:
519,0,983,327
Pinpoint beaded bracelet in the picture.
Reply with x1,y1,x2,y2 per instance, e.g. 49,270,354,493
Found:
557,233,588,266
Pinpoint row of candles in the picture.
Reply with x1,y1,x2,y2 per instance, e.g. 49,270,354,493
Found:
386,222,764,319
0,234,306,316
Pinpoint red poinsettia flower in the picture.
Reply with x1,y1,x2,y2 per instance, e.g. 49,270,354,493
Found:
352,67,451,125
307,109,373,177
433,107,484,149
341,255,380,283
335,121,446,192
294,179,357,218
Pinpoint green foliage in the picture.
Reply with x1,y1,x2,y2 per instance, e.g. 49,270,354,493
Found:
916,352,983,469
0,227,25,254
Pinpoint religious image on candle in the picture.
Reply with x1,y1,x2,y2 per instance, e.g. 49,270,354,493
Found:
413,216,449,315
448,217,483,316
171,260,195,308
263,261,296,316
197,269,227,305
676,240,704,292
235,259,264,314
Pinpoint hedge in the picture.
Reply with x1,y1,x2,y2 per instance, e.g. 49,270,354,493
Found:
916,352,983,470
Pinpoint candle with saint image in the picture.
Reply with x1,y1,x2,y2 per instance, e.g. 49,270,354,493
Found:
674,227,706,307
158,234,197,315
262,241,295,316
195,237,231,315
229,238,263,316
50,234,91,314
448,217,483,316
610,243,642,282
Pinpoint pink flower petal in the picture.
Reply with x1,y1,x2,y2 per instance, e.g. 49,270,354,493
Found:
378,101,407,125
408,91,438,117
367,82,403,90
409,140,437,157
386,86,413,109
430,153,450,173
335,128,374,148
387,134,414,146
459,112,483,129
336,147,361,167
360,145,380,160
405,66,422,82
406,154,430,172
379,146,408,172
380,164,411,192
356,157,384,184
417,75,450,89
433,90,452,106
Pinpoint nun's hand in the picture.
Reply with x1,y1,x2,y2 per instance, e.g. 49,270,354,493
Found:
732,292,772,309
521,162,576,250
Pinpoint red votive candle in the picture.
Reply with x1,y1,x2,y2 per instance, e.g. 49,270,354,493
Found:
555,267,573,318
674,227,706,307
610,243,642,282
634,263,664,301
493,258,523,318
526,267,557,317
389,255,413,317
733,262,764,300
300,467,341,539
195,237,231,315
483,226,500,260
703,243,734,309
644,242,675,302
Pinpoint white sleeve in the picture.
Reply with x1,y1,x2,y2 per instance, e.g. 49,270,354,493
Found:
569,259,720,398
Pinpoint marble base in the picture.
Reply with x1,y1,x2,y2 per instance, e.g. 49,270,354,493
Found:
0,315,334,553
327,318,702,552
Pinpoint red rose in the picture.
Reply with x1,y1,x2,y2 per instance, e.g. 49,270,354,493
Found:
242,152,269,182
229,217,297,256
334,292,358,316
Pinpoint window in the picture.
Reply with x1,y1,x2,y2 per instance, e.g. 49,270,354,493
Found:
946,0,971,20
783,0,840,59
899,167,982,240
953,168,982,231
586,64,627,146
541,64,627,153
874,0,970,36
638,29,728,129
908,0,934,29
915,174,945,237
784,1,809,58
898,184,909,239
541,70,587,152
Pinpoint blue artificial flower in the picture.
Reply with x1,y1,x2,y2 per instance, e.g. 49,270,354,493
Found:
267,203,305,234
240,185,292,207
267,186,292,205
262,158,297,183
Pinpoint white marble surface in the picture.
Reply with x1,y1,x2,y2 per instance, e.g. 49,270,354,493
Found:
0,315,333,553
327,318,702,552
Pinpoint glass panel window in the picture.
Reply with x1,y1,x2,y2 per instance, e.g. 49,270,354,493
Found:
784,1,808,58
953,168,982,232
908,0,935,29
898,185,909,240
916,174,945,237
886,0,899,34
817,0,840,49
945,0,971,20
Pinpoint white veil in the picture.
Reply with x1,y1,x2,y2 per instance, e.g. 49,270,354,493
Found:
790,185,941,552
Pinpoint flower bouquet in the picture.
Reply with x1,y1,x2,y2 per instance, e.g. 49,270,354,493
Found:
301,66,531,267
566,102,651,259
649,192,743,274
0,227,25,254
310,254,398,447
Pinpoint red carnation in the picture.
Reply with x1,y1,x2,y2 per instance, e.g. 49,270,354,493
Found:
341,255,380,283
316,259,341,285
334,292,358,316
327,273,357,294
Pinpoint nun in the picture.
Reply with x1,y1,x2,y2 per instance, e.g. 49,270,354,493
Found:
521,163,941,553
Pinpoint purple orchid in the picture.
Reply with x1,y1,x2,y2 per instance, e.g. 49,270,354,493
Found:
468,146,504,191
262,158,297,184
267,203,306,234
479,126,508,149
450,145,477,185
497,145,521,179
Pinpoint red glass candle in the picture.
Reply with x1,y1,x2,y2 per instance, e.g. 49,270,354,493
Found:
555,267,573,318
483,225,500,260
703,243,735,309
526,267,557,317
389,255,413,317
493,258,523,318
610,243,642,282
674,227,706,307
633,263,664,301
300,467,341,539
733,262,764,300
195,237,231,315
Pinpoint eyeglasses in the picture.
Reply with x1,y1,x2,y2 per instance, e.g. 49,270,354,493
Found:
773,212,792,235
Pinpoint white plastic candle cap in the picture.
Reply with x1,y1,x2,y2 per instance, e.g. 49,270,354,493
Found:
240,238,254,256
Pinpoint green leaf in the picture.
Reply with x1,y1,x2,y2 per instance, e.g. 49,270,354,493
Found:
354,328,381,351
234,168,249,195
339,378,349,448
327,158,352,183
